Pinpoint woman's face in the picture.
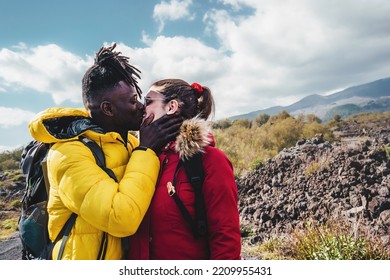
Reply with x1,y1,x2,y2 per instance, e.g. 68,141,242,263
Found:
143,86,169,123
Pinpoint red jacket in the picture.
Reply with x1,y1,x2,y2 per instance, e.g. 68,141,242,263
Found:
128,118,241,259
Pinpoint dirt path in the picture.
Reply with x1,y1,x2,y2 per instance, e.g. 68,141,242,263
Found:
0,235,254,260
0,233,22,260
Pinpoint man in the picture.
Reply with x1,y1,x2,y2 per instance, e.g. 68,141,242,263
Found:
28,44,181,259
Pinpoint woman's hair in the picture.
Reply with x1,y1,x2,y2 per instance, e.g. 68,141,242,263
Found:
152,79,215,120
82,43,142,107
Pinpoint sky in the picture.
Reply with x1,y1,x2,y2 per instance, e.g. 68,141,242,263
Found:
0,0,390,152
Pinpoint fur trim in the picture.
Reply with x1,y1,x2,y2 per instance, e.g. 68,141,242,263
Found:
175,117,211,160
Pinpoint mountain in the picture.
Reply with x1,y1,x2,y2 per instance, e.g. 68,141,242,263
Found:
229,77,390,122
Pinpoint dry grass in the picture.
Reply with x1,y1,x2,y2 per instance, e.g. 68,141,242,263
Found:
0,213,19,240
0,218,18,239
288,221,389,260
0,168,23,240
385,145,390,159
242,219,390,260
304,151,332,176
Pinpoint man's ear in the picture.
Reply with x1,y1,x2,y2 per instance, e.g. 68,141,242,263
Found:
166,99,179,115
100,101,114,117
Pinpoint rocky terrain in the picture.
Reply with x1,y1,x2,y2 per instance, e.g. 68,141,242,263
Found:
0,168,24,260
238,117,390,248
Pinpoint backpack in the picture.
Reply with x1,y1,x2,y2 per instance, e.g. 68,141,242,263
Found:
170,152,207,239
19,136,117,260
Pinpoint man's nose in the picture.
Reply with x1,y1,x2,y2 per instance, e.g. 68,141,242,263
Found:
137,100,145,110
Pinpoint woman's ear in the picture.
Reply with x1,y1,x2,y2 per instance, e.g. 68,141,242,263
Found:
100,101,114,117
166,99,179,115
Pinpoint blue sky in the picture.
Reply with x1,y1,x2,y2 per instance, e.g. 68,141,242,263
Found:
1,0,390,152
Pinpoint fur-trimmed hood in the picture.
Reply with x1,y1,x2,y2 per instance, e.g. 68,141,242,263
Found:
171,117,214,160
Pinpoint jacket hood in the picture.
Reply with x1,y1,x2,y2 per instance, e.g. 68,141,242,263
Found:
174,117,214,160
29,107,105,143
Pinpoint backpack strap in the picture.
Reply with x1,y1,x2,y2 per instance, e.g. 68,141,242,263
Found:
41,151,51,197
182,153,207,237
55,213,77,259
171,153,207,238
52,137,117,260
79,136,118,182
79,136,117,260
169,171,199,237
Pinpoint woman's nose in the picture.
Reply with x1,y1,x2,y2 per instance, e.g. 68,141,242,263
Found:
137,100,145,110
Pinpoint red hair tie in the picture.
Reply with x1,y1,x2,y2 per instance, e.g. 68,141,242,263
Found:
191,82,203,97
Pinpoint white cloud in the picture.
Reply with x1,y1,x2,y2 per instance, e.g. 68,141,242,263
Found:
127,0,390,120
154,0,195,32
155,0,390,119
0,44,91,104
0,145,23,153
116,38,233,118
200,0,390,117
216,0,246,11
0,107,36,128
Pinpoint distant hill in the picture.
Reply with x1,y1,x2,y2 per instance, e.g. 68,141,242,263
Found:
229,77,390,122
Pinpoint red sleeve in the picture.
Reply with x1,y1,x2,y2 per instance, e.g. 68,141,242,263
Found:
202,147,241,259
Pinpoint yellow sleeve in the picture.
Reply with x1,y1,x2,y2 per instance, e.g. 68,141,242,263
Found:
48,140,159,237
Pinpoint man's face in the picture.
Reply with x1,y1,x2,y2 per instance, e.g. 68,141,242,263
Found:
104,81,144,131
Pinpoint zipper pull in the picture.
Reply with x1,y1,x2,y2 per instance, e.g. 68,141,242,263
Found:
162,157,168,168
167,182,176,196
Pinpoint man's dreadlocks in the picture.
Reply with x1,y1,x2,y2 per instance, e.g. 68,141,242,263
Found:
82,43,142,106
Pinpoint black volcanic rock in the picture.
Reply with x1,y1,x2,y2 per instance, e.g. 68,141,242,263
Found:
237,119,390,245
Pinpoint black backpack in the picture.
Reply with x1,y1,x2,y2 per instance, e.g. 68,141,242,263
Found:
169,153,207,239
19,136,117,260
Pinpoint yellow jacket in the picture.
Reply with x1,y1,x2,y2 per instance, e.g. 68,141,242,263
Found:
29,107,159,260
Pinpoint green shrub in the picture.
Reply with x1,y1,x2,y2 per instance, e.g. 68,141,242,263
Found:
232,119,251,128
11,173,24,182
213,111,385,177
249,159,264,170
240,223,254,238
212,119,232,129
385,145,390,159
0,159,20,171
252,238,287,260
244,219,390,260
0,146,23,169
305,162,321,176
306,114,322,123
214,113,334,177
288,222,390,260
1,218,18,231
252,114,270,127
10,199,21,208
242,237,287,260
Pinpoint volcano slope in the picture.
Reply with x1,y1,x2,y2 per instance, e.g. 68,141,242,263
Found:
237,116,390,250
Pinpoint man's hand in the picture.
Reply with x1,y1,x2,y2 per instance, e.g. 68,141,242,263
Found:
139,114,183,153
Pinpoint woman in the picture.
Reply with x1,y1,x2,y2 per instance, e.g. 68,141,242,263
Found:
128,79,241,259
